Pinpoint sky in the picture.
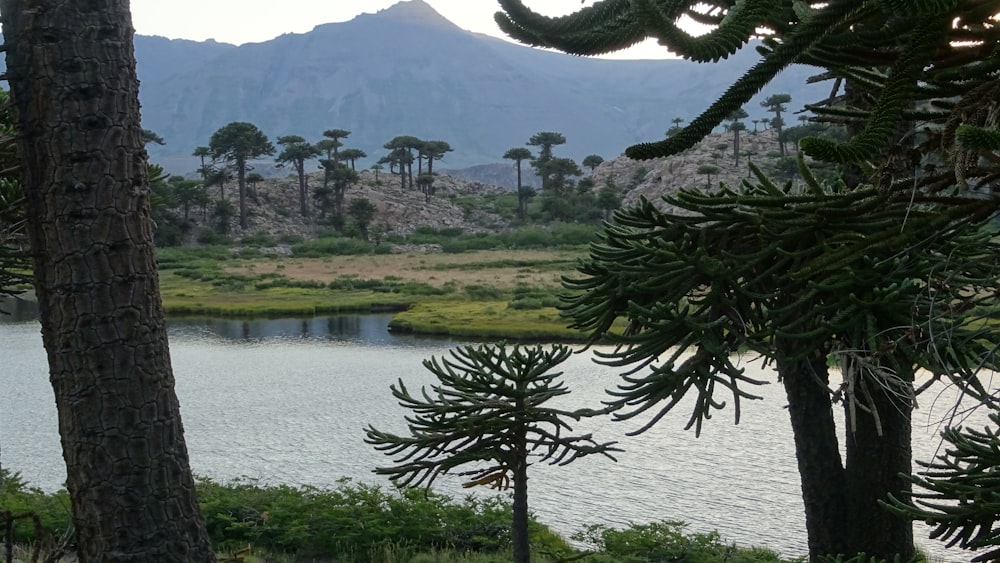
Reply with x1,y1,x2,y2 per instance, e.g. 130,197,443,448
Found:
129,0,676,60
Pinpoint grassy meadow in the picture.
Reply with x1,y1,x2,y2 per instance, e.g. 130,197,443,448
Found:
155,240,591,340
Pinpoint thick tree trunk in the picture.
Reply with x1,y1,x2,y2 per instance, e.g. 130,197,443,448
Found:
1,2,215,561
844,371,914,560
777,341,848,560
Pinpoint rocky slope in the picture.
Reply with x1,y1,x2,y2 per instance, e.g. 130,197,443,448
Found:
180,127,794,241
591,128,791,211
208,169,510,241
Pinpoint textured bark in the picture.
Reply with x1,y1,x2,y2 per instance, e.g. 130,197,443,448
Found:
844,374,914,561
1,2,215,561
777,342,848,561
511,427,531,563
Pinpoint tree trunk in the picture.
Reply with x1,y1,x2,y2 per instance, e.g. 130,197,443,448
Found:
297,161,308,217
237,157,248,230
844,370,914,561
777,340,849,560
512,430,531,563
1,2,215,561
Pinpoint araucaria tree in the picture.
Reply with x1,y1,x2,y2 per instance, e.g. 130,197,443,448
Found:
276,135,320,217
503,147,534,219
0,1,215,559
366,343,618,563
209,121,274,230
496,1,1000,561
527,131,566,193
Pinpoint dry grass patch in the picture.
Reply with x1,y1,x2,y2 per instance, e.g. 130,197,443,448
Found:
228,249,580,290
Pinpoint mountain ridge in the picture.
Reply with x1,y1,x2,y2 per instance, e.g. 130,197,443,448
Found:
131,0,826,174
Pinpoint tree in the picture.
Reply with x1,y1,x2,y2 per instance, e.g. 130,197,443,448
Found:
338,148,367,172
366,343,618,563
385,135,423,190
696,164,720,188
503,147,534,219
596,181,622,220
496,2,1000,560
209,121,275,230
276,134,320,217
381,145,412,191
582,154,605,172
369,162,384,185
725,109,749,163
347,197,377,241
527,131,566,192
666,117,684,137
246,172,265,198
761,94,792,155
416,173,436,203
886,412,1000,562
421,140,453,176
0,91,29,301
546,157,582,196
330,164,360,216
0,1,215,559
170,179,207,222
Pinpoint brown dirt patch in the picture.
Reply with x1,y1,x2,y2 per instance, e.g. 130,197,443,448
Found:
230,249,580,289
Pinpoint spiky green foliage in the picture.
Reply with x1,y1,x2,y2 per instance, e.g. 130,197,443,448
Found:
563,170,1000,435
365,343,618,490
366,343,618,563
495,0,1000,196
0,90,29,300
885,412,1000,562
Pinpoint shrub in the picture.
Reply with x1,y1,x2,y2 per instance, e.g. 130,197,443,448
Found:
195,477,525,560
464,284,506,300
197,227,231,245
240,233,277,247
574,521,786,563
291,237,373,258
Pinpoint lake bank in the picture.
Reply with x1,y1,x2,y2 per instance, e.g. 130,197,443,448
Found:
154,247,588,340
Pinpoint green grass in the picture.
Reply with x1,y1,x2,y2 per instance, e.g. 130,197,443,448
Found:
153,244,589,339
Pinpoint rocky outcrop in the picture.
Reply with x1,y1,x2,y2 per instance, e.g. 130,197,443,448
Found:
216,169,511,240
590,128,789,212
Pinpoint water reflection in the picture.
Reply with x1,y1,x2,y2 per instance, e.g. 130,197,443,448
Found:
166,314,412,345
0,314,990,561
0,295,39,322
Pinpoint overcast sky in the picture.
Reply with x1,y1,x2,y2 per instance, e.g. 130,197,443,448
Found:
129,0,675,60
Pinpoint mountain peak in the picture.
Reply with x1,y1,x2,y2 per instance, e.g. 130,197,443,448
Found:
372,0,460,30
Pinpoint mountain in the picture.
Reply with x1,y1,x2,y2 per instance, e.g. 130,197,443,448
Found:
134,0,826,174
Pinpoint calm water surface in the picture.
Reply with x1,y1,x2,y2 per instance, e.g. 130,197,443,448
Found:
0,313,989,561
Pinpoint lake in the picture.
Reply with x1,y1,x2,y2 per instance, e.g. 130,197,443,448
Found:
0,312,987,561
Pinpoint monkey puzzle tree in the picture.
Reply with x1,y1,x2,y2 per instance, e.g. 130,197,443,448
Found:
0,91,29,301
338,148,368,172
209,121,274,230
504,147,535,219
276,134,320,217
366,343,618,563
496,1,1000,560
347,197,376,241
527,131,566,192
582,154,605,172
0,1,215,559
421,140,453,176
725,108,749,162
761,94,792,155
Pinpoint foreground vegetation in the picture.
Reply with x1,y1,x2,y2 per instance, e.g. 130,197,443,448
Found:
0,469,797,562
